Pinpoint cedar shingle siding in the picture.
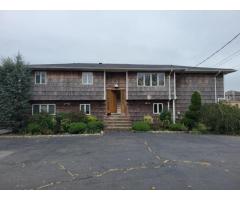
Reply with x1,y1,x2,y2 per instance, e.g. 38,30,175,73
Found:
29,63,235,122
31,71,104,101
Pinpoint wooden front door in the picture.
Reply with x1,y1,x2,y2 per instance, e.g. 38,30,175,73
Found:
107,90,117,113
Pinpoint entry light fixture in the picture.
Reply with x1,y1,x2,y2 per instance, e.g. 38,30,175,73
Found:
114,81,119,88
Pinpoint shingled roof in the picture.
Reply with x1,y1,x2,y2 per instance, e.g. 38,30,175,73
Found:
28,63,236,74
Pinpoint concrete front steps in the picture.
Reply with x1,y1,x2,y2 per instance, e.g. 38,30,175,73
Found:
104,114,132,131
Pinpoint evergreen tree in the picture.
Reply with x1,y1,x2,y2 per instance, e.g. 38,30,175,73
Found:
182,91,202,130
0,54,31,131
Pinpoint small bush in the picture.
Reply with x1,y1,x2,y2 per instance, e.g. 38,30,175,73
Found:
61,118,71,132
27,122,41,134
132,121,151,131
160,111,172,122
87,121,104,133
144,115,153,124
169,123,187,131
192,123,208,133
68,122,87,134
30,113,55,130
87,115,98,122
61,112,88,123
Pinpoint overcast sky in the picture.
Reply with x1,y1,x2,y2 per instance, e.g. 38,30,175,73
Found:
0,11,240,91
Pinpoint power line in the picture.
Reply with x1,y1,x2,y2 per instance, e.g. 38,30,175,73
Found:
212,48,240,67
195,32,240,67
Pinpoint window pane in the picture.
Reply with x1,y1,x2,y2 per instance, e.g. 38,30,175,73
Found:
145,73,151,86
82,73,88,84
85,104,90,114
153,104,158,114
88,73,93,84
41,72,46,84
33,105,39,114
48,105,55,114
137,73,144,86
35,73,41,84
158,73,165,86
152,73,158,86
159,104,163,113
41,105,48,113
80,104,85,112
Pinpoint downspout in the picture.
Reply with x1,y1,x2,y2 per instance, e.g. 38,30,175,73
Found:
126,71,128,100
172,71,176,124
103,70,106,100
168,70,173,111
214,70,221,103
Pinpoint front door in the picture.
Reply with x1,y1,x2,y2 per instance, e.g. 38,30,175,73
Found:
107,90,117,113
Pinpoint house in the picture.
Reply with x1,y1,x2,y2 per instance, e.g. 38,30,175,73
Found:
225,90,240,108
29,63,235,129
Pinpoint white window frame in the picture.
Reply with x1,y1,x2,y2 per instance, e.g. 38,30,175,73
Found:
80,104,91,115
153,103,163,115
137,72,165,87
82,72,93,85
35,71,47,84
32,104,56,115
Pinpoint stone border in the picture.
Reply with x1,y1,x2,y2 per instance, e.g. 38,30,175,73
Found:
0,132,104,138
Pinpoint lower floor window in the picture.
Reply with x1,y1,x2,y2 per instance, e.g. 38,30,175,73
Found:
80,104,91,115
153,103,163,114
32,104,56,115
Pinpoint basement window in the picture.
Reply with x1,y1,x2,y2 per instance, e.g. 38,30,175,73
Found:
80,104,91,115
153,103,163,114
35,71,47,84
32,104,56,115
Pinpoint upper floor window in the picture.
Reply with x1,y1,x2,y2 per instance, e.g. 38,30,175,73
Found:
32,104,56,115
137,73,165,87
35,71,47,84
80,104,91,115
82,72,93,85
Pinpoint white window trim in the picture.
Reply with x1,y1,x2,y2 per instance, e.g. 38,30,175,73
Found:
32,104,56,115
35,71,47,85
137,72,165,87
80,104,91,115
153,103,163,115
82,72,93,85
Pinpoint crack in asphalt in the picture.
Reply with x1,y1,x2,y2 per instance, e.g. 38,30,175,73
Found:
34,139,211,190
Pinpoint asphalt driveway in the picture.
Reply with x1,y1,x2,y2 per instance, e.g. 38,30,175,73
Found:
0,132,240,190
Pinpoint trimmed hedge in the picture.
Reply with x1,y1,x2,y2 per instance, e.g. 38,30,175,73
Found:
132,121,151,131
68,122,87,134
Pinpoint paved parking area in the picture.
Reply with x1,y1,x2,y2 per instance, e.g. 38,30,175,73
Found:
0,132,240,189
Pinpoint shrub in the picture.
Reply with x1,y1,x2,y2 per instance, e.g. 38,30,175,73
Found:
132,121,151,131
182,91,202,130
27,122,41,134
68,122,87,134
200,103,240,134
87,121,104,133
30,113,55,131
61,118,71,132
87,115,98,122
192,123,208,133
144,115,153,124
160,111,172,122
54,113,62,134
169,123,187,131
61,112,88,123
